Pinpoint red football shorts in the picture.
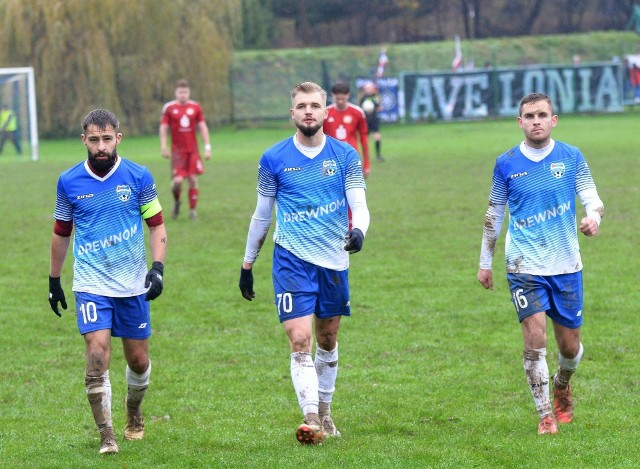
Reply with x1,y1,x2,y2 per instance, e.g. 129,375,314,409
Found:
172,151,204,177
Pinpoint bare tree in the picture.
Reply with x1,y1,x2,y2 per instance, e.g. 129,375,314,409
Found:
556,0,587,33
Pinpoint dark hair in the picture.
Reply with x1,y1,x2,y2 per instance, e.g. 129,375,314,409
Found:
81,109,119,132
331,82,350,94
176,78,189,88
519,93,554,116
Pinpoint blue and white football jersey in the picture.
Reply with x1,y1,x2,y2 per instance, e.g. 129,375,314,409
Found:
257,135,366,271
53,157,160,296
489,140,597,275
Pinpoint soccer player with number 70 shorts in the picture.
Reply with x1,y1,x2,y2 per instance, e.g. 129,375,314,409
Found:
239,82,370,445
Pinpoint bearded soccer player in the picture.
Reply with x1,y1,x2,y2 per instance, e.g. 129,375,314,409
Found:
160,78,211,220
323,82,371,177
239,82,370,445
49,109,167,454
477,93,604,435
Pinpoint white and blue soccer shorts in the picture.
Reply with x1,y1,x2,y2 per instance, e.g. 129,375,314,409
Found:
506,271,583,329
74,291,152,339
272,244,351,323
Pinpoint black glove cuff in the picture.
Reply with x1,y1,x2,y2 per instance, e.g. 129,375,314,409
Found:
49,276,61,288
151,261,164,274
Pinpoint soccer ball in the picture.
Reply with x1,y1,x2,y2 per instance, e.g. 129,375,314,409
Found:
362,99,375,114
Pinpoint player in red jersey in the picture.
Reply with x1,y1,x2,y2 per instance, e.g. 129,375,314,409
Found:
160,79,211,220
323,82,371,177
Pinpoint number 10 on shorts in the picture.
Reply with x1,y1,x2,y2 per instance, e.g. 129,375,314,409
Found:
80,301,98,324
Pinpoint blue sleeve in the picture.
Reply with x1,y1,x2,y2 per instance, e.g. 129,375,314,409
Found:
53,176,73,221
257,152,277,197
489,158,508,205
138,169,159,205
345,145,366,190
574,150,596,193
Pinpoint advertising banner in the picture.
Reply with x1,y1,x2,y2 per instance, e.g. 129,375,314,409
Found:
355,77,400,123
401,62,623,122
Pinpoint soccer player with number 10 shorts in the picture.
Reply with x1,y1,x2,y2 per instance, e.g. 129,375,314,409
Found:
49,109,167,454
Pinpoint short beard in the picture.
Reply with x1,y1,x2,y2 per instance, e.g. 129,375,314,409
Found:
88,148,118,172
296,121,322,138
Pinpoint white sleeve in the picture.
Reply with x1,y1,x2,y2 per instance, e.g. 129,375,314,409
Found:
243,193,275,264
577,187,604,226
479,202,506,269
346,187,370,236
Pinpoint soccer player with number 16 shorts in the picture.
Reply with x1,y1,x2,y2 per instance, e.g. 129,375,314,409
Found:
477,93,604,435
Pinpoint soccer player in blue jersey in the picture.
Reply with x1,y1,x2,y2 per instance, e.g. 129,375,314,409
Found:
239,82,370,444
48,109,167,454
477,93,604,435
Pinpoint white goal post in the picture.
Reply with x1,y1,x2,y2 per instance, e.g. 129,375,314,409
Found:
0,67,39,161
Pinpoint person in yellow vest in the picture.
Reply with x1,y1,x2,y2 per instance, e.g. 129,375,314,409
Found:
0,103,22,155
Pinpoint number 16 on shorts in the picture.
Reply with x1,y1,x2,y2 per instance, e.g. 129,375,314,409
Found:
512,288,529,311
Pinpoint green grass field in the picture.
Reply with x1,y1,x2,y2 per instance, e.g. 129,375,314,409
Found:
1,112,639,468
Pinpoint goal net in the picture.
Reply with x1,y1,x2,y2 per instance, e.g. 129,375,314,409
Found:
0,67,38,161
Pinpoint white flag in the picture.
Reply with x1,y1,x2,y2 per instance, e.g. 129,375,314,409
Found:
376,49,388,78
452,35,462,71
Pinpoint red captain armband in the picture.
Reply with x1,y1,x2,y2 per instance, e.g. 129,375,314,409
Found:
145,212,164,227
54,220,73,237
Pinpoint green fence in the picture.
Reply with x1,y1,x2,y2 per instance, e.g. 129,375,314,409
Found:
229,31,640,123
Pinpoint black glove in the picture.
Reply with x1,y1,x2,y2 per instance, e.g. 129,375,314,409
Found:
145,261,164,301
239,267,255,301
48,276,67,317
344,228,364,254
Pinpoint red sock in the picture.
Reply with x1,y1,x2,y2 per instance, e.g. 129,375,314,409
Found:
189,188,198,210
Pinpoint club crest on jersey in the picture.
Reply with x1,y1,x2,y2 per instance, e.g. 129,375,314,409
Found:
116,184,132,202
321,160,337,176
550,162,565,178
